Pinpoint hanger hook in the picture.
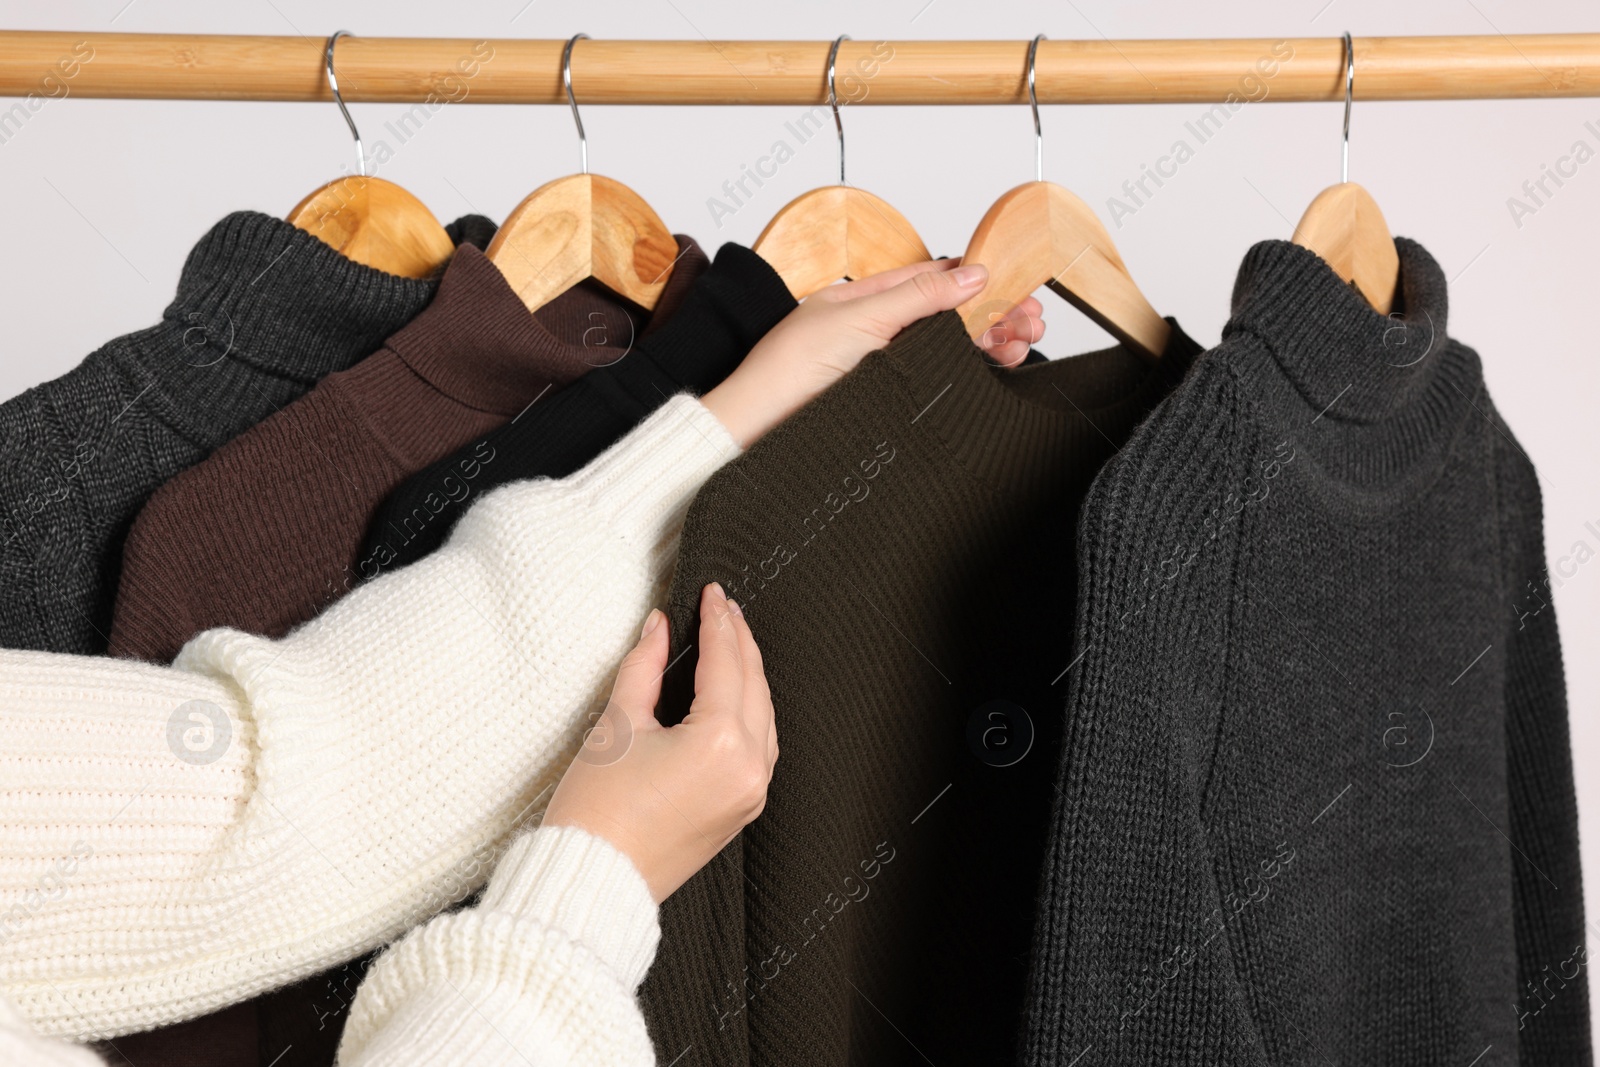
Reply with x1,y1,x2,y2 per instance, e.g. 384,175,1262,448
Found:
1341,31,1354,184
323,31,365,178
1028,34,1046,182
564,33,591,175
827,35,850,186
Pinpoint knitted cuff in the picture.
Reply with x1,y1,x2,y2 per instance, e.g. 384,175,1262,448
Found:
476,826,661,991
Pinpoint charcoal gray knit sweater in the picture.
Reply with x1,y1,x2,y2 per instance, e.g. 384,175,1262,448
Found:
0,211,491,655
1026,238,1589,1066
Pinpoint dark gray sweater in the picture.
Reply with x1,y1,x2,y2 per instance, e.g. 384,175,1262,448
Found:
1026,238,1589,1066
0,211,491,655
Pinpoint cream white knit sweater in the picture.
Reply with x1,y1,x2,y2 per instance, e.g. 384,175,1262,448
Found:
0,395,739,1063
1,825,661,1065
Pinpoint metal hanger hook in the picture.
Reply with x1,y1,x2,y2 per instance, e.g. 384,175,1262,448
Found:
323,31,365,177
1341,31,1354,184
564,33,591,175
1028,34,1046,182
828,35,850,185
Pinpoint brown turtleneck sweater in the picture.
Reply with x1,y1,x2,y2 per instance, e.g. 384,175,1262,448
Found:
638,310,1200,1066
107,238,705,664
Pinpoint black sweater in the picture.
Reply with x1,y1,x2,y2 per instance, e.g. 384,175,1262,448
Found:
360,243,797,575
0,211,492,655
1025,238,1589,1066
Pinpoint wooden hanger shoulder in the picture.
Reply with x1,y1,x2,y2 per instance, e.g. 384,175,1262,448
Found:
754,185,931,300
956,180,1169,360
1292,181,1399,315
486,172,680,312
288,175,454,280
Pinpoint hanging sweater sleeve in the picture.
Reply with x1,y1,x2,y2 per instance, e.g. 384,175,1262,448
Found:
0,395,738,1043
1491,412,1592,1062
1024,356,1266,1067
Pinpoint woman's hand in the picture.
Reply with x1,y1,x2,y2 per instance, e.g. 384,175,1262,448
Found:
701,260,1046,447
543,584,777,903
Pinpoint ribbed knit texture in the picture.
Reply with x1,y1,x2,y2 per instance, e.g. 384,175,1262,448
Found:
0,824,663,1066
639,311,1200,1066
363,242,797,575
0,211,493,657
0,397,737,1056
1023,238,1590,1066
107,237,707,666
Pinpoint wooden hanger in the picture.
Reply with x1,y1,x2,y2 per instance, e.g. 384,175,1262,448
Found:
955,36,1169,361
288,32,454,279
753,37,931,300
1291,33,1399,314
755,187,929,300
486,34,680,312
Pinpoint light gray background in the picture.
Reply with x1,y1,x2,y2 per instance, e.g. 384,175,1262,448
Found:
2,0,1597,1046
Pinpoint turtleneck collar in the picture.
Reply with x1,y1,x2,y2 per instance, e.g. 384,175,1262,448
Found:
636,242,797,382
385,238,709,417
1224,237,1456,424
161,211,447,389
1221,236,1484,504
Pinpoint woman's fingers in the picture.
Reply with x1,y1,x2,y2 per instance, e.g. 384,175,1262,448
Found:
979,298,1048,367
544,585,777,904
1011,296,1045,323
808,261,1051,365
687,583,745,723
605,608,670,730
699,259,1044,453
837,263,1047,366
723,599,775,759
824,257,961,302
849,262,989,338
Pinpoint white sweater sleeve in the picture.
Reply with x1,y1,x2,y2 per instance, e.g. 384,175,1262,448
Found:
0,824,662,1067
0,396,737,1042
339,824,660,1066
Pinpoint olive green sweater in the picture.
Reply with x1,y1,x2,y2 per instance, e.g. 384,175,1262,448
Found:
639,310,1199,1066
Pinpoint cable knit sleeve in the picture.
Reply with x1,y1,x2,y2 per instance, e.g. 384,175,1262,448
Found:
0,395,738,1042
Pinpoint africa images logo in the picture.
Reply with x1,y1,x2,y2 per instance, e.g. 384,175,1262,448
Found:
167,699,233,765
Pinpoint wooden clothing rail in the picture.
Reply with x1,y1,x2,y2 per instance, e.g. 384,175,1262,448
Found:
1,32,1599,104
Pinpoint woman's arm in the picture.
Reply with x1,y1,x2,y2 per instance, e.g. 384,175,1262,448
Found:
2,582,777,1067
339,584,776,1066
1,393,738,1040
0,261,1023,1044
